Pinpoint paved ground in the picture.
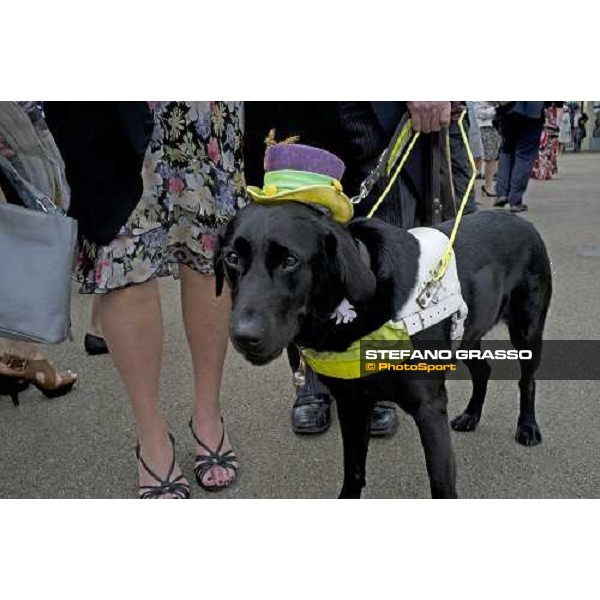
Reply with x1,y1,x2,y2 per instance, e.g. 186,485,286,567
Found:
1,153,599,498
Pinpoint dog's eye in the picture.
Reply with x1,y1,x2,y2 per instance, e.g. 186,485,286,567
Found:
225,251,240,267
282,254,299,270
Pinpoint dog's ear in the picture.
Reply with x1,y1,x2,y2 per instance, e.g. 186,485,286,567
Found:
325,227,376,307
213,228,226,297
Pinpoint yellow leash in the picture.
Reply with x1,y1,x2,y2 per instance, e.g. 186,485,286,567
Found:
366,128,421,219
366,109,476,282
432,110,477,281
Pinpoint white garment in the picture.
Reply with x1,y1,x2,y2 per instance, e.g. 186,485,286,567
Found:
475,101,497,128
559,112,571,144
467,102,483,158
390,227,468,340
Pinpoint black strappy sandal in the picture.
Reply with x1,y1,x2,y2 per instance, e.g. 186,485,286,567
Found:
136,433,191,499
189,417,239,493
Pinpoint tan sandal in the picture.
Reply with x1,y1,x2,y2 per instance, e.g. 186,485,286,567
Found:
0,353,77,399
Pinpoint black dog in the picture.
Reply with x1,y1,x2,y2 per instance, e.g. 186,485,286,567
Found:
215,203,552,498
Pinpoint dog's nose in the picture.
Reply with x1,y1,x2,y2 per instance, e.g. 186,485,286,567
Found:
231,319,264,349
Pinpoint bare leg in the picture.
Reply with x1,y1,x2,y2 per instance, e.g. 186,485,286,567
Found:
100,278,186,497
90,295,103,337
180,265,237,488
484,159,498,193
0,340,40,360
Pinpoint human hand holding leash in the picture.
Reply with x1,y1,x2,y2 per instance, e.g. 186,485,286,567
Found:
407,101,451,133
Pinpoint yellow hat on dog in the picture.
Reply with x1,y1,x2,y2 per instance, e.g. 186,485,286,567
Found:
247,142,354,224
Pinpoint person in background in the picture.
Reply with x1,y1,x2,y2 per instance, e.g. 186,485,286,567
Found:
466,102,483,179
494,101,546,212
593,112,600,138
570,106,581,144
532,103,561,180
574,112,589,152
0,101,77,406
475,101,502,198
558,104,571,155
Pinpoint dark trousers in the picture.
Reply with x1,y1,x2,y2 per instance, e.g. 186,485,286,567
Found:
496,116,543,206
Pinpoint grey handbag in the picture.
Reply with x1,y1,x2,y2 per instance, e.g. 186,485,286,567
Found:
0,153,78,343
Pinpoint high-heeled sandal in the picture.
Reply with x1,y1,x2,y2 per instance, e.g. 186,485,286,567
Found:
0,375,30,407
481,185,497,197
189,417,239,492
136,433,191,499
0,354,77,399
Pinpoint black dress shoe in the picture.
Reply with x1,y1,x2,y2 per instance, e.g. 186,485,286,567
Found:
84,333,109,356
370,402,398,437
292,394,332,434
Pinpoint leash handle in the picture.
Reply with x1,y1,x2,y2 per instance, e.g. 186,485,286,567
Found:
426,131,442,225
431,110,477,281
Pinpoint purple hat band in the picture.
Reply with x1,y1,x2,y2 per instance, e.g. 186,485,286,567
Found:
265,144,346,180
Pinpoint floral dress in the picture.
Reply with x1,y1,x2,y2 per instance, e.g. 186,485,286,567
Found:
531,106,559,181
76,101,247,293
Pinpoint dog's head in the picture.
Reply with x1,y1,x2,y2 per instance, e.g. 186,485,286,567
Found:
215,203,376,365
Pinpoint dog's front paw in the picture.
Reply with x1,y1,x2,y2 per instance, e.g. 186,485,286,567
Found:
515,422,542,446
450,412,481,432
338,488,363,499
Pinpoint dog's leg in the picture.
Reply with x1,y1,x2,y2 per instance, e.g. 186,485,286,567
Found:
412,384,458,499
451,341,491,432
508,275,549,447
335,394,374,499
511,331,543,446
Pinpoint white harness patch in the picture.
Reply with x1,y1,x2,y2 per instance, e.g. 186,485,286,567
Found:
391,227,468,340
330,227,468,339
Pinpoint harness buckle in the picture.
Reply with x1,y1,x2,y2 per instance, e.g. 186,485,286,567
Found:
293,355,307,388
417,280,442,309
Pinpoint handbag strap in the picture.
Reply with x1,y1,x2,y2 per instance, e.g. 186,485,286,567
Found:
0,153,64,215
